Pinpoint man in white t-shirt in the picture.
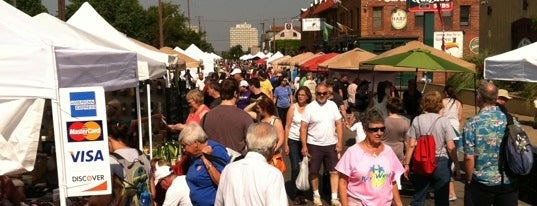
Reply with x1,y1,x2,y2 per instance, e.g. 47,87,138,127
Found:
195,72,205,91
215,123,288,206
154,163,192,206
300,83,343,206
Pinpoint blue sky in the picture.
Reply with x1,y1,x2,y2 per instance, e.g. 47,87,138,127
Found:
43,0,309,52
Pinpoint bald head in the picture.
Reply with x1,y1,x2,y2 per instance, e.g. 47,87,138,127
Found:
246,123,278,158
478,81,498,106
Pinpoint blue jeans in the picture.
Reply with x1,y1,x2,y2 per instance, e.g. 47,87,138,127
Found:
411,157,451,206
288,139,304,197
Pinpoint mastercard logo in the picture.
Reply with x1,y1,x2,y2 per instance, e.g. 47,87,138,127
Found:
67,121,103,142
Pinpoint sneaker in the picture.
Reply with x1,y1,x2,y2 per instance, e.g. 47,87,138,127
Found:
331,199,342,206
313,195,322,206
449,195,457,201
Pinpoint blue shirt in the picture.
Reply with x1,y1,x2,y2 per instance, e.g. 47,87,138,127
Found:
186,140,230,206
274,85,292,108
462,106,514,186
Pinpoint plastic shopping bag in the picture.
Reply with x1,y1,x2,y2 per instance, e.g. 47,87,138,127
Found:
295,156,310,191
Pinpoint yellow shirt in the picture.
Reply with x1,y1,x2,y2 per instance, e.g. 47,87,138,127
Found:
259,79,273,97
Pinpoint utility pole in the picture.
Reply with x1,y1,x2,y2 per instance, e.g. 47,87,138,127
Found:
58,0,65,20
272,18,276,53
197,16,202,33
260,22,265,51
187,0,191,29
158,0,163,48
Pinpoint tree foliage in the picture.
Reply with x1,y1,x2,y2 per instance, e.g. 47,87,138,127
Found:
275,40,301,55
5,0,47,16
224,45,245,59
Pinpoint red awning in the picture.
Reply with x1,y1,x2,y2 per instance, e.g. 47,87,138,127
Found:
299,53,339,72
255,57,268,65
313,0,337,15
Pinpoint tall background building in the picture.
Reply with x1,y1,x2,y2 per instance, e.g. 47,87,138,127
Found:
230,22,259,53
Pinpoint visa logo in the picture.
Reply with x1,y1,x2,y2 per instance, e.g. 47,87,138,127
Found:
70,150,104,162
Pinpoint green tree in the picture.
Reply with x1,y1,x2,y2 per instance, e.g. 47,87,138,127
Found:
5,0,47,16
275,40,301,55
226,45,244,59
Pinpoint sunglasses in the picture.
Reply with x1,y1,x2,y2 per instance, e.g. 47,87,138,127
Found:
366,127,386,133
316,92,329,96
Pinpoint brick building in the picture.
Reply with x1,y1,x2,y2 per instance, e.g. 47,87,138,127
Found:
301,0,479,54
299,0,480,83
479,0,537,55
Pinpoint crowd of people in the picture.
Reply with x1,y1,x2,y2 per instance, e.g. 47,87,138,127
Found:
81,60,525,206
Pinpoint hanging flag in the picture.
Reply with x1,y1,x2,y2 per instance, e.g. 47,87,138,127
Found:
336,22,353,34
322,22,333,42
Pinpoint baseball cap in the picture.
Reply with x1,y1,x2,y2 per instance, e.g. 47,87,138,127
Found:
240,80,249,87
230,68,242,75
153,162,172,186
498,89,512,99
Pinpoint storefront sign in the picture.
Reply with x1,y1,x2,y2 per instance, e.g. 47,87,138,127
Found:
391,9,407,30
469,37,479,54
433,31,464,58
59,87,111,197
302,18,321,31
407,0,453,12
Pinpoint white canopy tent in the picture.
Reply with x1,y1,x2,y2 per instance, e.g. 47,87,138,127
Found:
484,42,537,83
266,51,284,68
68,2,179,154
185,44,215,74
239,54,254,60
67,2,174,80
0,0,138,177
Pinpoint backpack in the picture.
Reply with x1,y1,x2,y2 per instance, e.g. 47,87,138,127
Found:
110,150,150,206
500,114,534,177
411,117,441,176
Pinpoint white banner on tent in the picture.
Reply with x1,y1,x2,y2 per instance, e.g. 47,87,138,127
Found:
58,87,111,197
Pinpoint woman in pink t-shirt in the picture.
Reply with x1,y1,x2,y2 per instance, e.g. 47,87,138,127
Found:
335,109,404,206
168,90,210,131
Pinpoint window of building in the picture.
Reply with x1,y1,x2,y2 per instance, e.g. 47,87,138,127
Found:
293,32,298,37
442,12,452,28
373,7,383,29
460,5,470,26
414,12,424,28
280,33,285,37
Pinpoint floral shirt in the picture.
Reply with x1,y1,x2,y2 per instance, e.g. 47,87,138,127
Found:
461,105,514,186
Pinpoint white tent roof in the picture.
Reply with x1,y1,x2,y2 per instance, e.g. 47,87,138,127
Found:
253,51,267,59
266,51,284,64
209,52,222,60
0,1,139,175
0,3,56,99
239,54,254,60
185,44,207,61
174,46,185,54
32,13,139,90
484,42,537,83
67,2,172,80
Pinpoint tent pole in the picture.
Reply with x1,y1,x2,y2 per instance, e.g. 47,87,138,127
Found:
147,83,153,159
136,84,143,151
474,73,477,114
